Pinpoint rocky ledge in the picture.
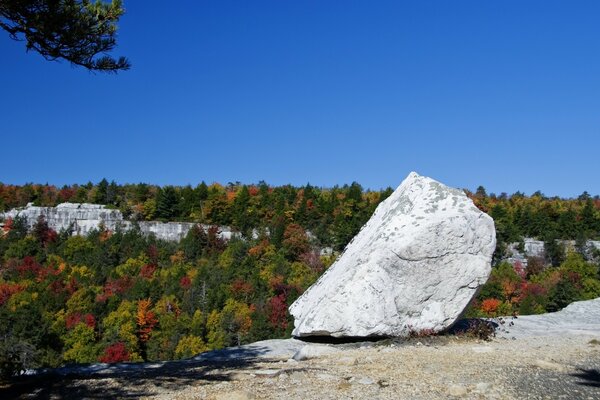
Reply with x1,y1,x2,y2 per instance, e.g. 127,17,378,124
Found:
0,202,238,242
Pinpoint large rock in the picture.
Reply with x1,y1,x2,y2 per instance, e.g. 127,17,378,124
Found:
289,172,496,337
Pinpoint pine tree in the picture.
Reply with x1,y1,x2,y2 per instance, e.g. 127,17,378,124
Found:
156,186,179,220
0,0,130,72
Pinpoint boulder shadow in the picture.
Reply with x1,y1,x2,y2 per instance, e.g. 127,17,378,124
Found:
0,345,273,400
295,335,388,345
446,318,500,339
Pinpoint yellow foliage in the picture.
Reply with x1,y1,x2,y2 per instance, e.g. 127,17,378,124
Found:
218,247,235,269
101,300,143,361
66,287,95,314
68,265,94,282
175,335,208,359
115,256,147,277
206,310,225,350
222,298,254,337
288,261,317,290
50,309,67,336
170,250,185,264
63,323,99,363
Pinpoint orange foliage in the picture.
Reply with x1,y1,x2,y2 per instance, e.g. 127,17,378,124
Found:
501,280,519,303
226,191,236,202
0,282,24,306
137,299,158,343
139,264,156,279
248,239,270,258
480,298,501,315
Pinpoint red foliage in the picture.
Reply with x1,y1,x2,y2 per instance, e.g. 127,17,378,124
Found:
180,275,192,290
513,261,526,279
17,256,43,278
521,282,547,297
563,271,582,286
96,276,133,302
268,276,296,297
99,342,130,363
65,313,96,329
139,264,157,279
206,225,226,253
66,277,79,295
0,282,24,306
231,279,254,299
2,217,13,233
50,279,66,294
35,263,61,283
248,186,260,196
84,313,96,328
267,294,288,330
33,215,57,246
58,187,76,202
147,245,159,266
282,224,310,260
480,298,502,315
65,313,81,329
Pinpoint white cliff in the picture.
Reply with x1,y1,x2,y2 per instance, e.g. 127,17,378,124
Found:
0,202,236,242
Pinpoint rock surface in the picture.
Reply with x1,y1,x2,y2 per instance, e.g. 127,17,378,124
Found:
290,172,496,337
506,238,600,268
494,297,600,339
0,202,238,242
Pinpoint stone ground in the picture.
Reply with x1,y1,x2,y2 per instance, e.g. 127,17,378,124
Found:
1,333,599,400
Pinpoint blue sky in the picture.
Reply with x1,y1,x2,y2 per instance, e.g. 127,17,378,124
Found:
1,1,599,197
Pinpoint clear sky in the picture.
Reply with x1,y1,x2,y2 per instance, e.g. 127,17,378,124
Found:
1,1,599,197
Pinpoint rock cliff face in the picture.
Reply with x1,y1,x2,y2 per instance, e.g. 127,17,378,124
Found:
290,172,496,338
0,203,236,242
507,238,600,267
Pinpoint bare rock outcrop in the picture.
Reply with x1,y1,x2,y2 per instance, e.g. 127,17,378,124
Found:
290,172,496,337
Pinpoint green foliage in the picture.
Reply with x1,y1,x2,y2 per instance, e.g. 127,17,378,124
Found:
156,186,179,221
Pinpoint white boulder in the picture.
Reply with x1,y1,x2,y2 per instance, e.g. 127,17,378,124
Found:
289,172,496,337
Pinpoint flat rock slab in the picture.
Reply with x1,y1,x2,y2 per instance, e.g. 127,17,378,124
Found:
290,172,496,337
495,297,600,339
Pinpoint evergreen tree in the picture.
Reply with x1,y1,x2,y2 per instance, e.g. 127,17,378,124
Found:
0,0,130,72
94,178,109,204
155,186,179,220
